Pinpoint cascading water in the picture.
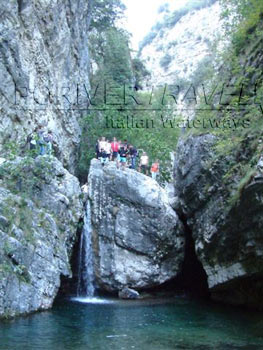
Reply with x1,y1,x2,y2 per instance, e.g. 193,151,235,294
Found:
77,200,95,297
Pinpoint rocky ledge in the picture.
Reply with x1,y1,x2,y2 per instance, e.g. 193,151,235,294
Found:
0,156,83,318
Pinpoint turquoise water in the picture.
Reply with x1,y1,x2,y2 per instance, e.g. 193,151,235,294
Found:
0,297,263,350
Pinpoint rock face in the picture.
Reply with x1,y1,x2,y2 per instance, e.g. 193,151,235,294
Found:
0,156,83,317
140,1,223,87
0,0,91,172
88,159,185,293
174,135,263,309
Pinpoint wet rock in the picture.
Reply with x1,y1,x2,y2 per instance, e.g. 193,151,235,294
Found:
118,287,140,300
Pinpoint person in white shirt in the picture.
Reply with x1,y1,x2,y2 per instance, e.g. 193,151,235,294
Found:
139,151,149,175
105,139,112,160
99,137,107,153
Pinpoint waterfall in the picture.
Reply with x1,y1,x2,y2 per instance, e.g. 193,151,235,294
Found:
77,200,95,297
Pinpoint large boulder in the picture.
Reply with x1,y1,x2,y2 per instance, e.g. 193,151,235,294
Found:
0,156,83,318
174,134,263,309
88,159,185,292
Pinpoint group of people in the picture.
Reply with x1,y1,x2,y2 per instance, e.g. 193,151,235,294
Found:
95,137,160,180
27,126,54,156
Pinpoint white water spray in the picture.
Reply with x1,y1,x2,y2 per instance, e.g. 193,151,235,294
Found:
77,200,95,297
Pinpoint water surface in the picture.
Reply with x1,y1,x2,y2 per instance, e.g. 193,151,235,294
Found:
0,297,263,350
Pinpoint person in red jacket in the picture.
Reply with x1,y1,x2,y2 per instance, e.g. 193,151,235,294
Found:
111,137,119,161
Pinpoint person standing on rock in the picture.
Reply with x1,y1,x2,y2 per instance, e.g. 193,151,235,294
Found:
128,144,138,170
105,139,112,160
111,137,119,161
45,130,53,155
123,139,129,151
99,137,107,154
118,143,128,170
150,160,160,180
100,148,108,166
26,127,38,153
37,126,47,155
139,151,149,175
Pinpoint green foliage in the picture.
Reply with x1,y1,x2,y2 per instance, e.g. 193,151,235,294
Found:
132,58,151,90
104,29,133,84
189,56,215,87
88,0,134,86
78,89,182,184
2,141,20,160
89,27,133,86
183,0,263,213
90,0,126,32
0,156,53,197
220,0,263,53
84,0,182,185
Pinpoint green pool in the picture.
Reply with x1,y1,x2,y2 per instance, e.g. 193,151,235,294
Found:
0,296,263,350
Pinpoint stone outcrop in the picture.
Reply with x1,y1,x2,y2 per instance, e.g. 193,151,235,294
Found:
88,159,185,293
0,0,91,172
0,156,83,318
174,134,263,309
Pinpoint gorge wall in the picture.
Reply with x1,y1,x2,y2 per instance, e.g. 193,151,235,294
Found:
174,134,263,309
173,25,263,309
0,0,92,171
0,156,83,317
0,0,92,318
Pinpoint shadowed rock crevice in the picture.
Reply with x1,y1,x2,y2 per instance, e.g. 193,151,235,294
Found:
58,218,83,297
177,213,210,298
210,275,263,310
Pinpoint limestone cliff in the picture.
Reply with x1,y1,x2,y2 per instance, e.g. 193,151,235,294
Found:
0,0,91,172
139,1,223,87
88,159,185,292
167,0,263,309
0,156,83,317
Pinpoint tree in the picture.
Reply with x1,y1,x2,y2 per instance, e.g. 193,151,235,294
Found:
132,58,151,90
90,0,126,32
